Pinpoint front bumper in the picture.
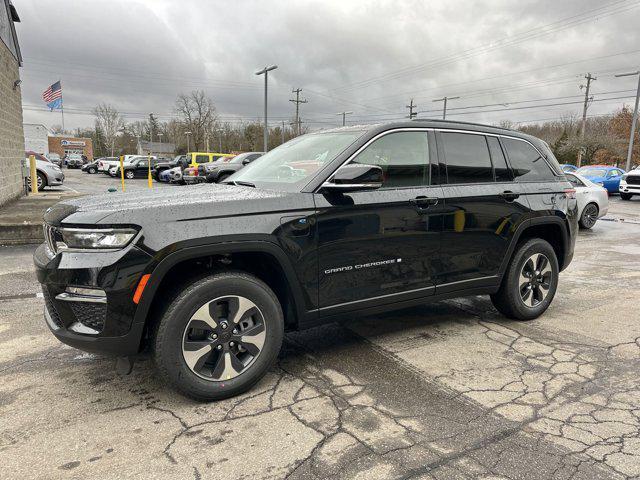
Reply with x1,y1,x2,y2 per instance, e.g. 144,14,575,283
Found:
619,182,640,195
34,241,153,356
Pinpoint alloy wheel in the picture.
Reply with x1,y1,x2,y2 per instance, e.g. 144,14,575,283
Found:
182,295,266,381
582,204,598,228
519,253,552,308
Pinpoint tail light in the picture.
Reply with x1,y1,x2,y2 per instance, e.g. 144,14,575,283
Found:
564,188,576,199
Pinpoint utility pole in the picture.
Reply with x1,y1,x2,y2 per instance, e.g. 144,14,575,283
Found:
281,121,285,144
577,73,596,168
255,65,278,152
336,111,353,126
433,96,460,120
406,99,417,119
289,88,308,136
615,70,640,171
185,131,192,152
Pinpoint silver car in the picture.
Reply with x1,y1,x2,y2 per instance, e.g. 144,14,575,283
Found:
566,172,609,229
24,157,64,191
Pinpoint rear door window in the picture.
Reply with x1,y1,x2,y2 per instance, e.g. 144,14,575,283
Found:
440,132,493,184
196,155,209,164
487,136,511,182
502,138,555,182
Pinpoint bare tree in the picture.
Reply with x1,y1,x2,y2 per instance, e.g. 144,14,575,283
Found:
93,103,125,156
50,124,65,135
175,90,217,150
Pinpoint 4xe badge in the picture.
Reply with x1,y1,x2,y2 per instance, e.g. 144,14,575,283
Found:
324,258,402,275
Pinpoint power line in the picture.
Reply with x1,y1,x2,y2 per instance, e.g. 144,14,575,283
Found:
332,0,640,92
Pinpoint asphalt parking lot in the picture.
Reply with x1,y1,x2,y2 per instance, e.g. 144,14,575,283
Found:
1,174,640,479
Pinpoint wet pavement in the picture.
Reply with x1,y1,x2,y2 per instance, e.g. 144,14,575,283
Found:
0,195,639,479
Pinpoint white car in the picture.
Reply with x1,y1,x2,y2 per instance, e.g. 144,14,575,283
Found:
566,172,609,229
23,156,64,191
619,168,640,200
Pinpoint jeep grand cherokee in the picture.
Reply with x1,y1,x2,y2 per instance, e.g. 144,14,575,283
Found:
35,120,578,401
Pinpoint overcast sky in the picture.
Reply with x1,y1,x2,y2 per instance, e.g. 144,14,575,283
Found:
14,0,640,132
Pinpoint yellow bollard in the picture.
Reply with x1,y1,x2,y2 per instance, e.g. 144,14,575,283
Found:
120,155,126,192
147,153,153,189
29,155,38,194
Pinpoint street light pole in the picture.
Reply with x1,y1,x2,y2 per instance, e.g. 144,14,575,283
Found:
255,65,278,152
615,70,640,171
336,111,353,126
433,96,460,120
185,131,192,152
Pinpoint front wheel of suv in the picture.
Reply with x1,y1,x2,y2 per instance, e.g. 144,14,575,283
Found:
490,238,559,321
620,193,633,200
153,272,284,401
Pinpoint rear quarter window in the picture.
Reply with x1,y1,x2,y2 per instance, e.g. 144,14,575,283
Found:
502,137,556,182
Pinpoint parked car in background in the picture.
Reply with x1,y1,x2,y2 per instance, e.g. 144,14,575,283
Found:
46,153,62,167
186,152,234,169
66,153,84,169
25,150,49,163
98,155,140,173
23,154,64,191
565,173,609,228
201,152,264,183
162,166,183,183
575,166,625,194
81,160,100,174
153,155,188,181
111,157,160,179
619,169,640,200
560,164,578,173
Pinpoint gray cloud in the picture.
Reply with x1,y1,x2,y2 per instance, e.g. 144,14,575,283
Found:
15,0,640,131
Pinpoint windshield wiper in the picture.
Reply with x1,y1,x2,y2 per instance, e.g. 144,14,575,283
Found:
229,180,256,188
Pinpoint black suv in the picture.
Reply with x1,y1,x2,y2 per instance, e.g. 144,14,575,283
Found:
35,121,578,401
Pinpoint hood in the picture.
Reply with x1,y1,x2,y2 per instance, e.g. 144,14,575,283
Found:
581,174,606,183
44,184,297,226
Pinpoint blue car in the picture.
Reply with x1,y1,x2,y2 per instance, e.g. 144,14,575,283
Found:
575,166,626,194
560,164,578,173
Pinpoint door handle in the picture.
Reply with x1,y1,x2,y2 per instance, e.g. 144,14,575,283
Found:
499,191,520,201
410,196,439,208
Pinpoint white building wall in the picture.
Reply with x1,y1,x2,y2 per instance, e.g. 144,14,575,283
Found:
23,123,49,155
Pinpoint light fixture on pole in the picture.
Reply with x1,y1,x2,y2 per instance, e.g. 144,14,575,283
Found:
336,111,353,126
255,65,278,152
185,131,192,152
615,70,640,171
433,96,460,120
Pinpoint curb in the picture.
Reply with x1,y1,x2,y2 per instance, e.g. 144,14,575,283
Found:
0,223,43,246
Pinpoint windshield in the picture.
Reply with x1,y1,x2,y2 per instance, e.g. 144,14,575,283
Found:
577,168,606,177
229,131,363,190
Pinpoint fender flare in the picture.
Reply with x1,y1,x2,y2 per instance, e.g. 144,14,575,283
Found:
132,240,308,327
498,216,570,277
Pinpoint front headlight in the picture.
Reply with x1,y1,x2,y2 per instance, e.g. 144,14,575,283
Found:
59,228,137,250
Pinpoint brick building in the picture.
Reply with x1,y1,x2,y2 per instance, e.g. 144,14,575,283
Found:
0,0,23,207
48,135,94,161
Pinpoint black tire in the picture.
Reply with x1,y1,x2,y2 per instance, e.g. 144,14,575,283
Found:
125,170,135,179
490,238,559,321
620,193,633,200
88,167,97,174
153,272,284,401
579,202,598,229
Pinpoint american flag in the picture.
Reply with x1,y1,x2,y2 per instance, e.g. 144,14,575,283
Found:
42,81,63,110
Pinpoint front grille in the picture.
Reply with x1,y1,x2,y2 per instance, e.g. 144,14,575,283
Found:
42,287,64,328
626,175,640,186
68,302,107,332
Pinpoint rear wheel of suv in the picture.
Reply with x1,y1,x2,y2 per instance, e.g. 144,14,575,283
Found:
88,167,97,174
490,238,559,321
621,193,633,200
579,203,598,229
153,272,284,401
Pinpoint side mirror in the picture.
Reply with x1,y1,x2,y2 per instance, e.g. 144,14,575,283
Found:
322,164,383,192
242,158,252,165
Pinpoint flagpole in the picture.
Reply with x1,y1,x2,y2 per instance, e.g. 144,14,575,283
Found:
60,79,65,132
